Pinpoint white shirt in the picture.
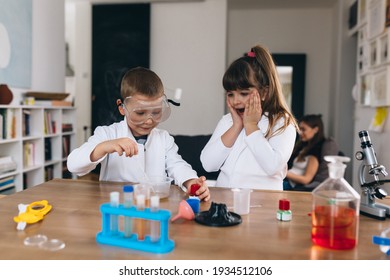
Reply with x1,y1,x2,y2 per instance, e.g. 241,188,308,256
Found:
289,156,310,187
67,119,197,189
200,113,296,190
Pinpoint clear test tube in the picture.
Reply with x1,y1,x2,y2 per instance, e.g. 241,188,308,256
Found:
110,191,120,235
150,195,160,242
136,194,146,241
123,185,134,237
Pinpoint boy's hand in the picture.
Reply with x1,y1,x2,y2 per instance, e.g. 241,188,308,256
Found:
184,176,210,202
105,138,139,157
91,137,139,161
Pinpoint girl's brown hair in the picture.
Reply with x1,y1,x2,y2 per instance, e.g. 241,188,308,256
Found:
293,114,325,162
223,44,298,138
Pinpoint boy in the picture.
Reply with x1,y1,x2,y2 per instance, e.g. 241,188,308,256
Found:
67,67,210,201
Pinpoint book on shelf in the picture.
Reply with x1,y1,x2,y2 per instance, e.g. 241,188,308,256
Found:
44,138,52,161
44,111,56,134
0,156,17,174
45,165,54,181
0,175,15,192
23,142,35,167
62,123,73,132
22,109,31,137
0,185,15,194
0,108,16,140
62,135,71,158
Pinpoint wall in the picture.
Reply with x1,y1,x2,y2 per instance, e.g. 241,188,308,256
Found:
330,0,357,185
151,0,227,135
9,0,65,103
67,0,227,146
65,1,92,145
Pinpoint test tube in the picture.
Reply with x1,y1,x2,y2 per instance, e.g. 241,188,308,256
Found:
136,194,146,241
150,195,160,242
123,185,134,237
110,191,120,235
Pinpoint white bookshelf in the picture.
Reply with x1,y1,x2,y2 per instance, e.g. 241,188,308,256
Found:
0,105,77,193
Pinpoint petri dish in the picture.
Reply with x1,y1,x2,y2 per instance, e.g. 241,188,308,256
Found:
39,239,66,251
24,234,48,246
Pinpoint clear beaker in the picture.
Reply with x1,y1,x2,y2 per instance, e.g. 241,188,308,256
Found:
232,188,252,215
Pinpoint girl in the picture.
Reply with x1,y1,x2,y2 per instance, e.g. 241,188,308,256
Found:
200,44,298,190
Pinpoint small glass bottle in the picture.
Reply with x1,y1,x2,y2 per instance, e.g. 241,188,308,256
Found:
276,199,292,221
311,156,360,250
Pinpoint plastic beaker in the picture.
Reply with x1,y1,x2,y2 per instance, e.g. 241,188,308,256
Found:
232,188,252,215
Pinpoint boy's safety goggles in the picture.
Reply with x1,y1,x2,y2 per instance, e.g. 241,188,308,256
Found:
122,95,180,125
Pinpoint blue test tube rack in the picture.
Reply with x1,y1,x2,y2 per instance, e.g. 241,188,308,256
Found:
96,203,175,254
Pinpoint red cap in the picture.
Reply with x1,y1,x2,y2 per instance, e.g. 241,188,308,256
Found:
279,199,290,211
190,184,201,196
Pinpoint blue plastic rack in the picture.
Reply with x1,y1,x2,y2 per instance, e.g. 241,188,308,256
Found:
96,203,175,254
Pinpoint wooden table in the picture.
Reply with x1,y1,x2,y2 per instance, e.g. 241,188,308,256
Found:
0,178,389,260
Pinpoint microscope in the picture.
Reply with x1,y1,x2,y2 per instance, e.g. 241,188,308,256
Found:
355,130,390,220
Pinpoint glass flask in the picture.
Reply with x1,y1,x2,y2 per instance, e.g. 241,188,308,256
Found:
311,156,360,250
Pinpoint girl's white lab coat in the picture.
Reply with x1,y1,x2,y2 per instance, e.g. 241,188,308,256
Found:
200,113,296,190
67,119,197,189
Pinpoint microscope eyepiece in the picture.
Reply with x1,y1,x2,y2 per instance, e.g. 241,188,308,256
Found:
358,130,378,166
359,130,373,149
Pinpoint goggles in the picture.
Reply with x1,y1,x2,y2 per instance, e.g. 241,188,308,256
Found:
122,95,179,125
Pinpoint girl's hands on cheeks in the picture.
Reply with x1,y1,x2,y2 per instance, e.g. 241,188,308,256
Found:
227,98,243,130
243,91,262,135
184,176,210,202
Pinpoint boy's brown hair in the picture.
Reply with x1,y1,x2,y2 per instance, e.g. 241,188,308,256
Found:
120,67,164,99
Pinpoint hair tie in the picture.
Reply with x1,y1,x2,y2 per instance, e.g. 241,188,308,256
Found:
246,51,255,58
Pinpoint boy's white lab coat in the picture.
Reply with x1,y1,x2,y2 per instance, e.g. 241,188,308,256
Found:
200,113,296,190
67,119,197,189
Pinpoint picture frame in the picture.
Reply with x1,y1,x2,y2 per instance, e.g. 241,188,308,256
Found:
370,67,390,106
359,74,372,106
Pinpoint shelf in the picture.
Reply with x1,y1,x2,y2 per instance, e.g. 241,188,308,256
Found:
0,105,77,192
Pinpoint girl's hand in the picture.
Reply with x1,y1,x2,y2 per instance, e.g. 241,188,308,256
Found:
226,98,243,130
243,92,262,134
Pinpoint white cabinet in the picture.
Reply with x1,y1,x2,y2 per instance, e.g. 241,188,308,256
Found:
0,105,77,193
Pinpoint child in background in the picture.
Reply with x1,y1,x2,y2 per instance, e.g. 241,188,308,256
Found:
67,67,210,201
200,44,298,190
